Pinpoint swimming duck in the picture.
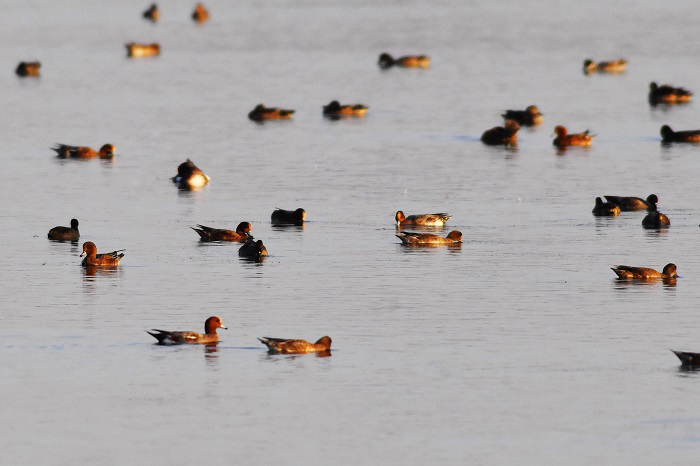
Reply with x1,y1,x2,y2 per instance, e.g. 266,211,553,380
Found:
553,126,594,148
126,43,160,57
16,61,41,77
603,194,658,212
611,263,677,279
271,208,306,225
248,104,294,121
322,100,368,117
52,143,115,159
583,58,627,75
147,316,226,345
48,219,80,241
481,119,520,146
80,241,124,266
660,125,700,143
642,211,670,229
378,53,430,69
671,350,700,367
258,336,332,354
192,3,209,23
191,222,252,242
396,230,462,245
501,105,543,126
395,211,450,227
649,82,692,104
239,239,268,261
143,3,159,21
172,159,210,188
592,197,621,216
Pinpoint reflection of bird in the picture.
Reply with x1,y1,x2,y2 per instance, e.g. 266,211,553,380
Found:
611,263,676,279
671,350,700,367
191,222,252,242
147,316,226,345
80,242,124,266
592,197,620,216
258,336,332,354
396,211,450,227
603,194,658,212
48,219,80,241
396,231,462,245
642,211,670,229
239,239,268,261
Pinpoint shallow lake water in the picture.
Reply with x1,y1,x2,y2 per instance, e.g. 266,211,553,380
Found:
3,0,700,464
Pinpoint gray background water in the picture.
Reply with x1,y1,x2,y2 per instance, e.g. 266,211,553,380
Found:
2,0,700,464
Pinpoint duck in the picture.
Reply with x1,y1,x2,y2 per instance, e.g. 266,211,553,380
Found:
147,316,226,345
322,100,368,118
172,159,210,188
611,263,677,279
192,3,209,23
660,125,700,143
481,119,520,146
649,82,692,105
258,336,332,354
80,241,124,266
378,53,430,69
48,219,80,241
16,61,41,77
501,105,543,126
52,143,115,159
671,350,700,367
396,230,462,245
553,126,594,148
583,58,627,75
248,104,294,121
396,211,450,227
592,197,621,216
603,194,658,212
642,211,670,229
271,208,306,225
126,42,160,57
191,222,252,242
142,3,159,21
239,239,268,261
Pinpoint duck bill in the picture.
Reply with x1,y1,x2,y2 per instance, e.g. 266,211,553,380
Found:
79,251,87,258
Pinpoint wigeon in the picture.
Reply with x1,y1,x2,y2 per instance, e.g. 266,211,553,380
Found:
583,58,627,75
592,197,621,216
481,119,520,146
611,263,677,279
271,208,306,225
239,239,268,261
80,241,125,266
258,336,332,354
649,82,692,105
603,194,658,212
172,159,210,188
378,53,430,69
48,219,80,241
502,105,543,126
52,143,115,159
671,350,700,367
192,3,209,23
322,101,368,118
395,211,450,227
553,126,594,148
642,211,670,229
396,230,462,245
660,125,700,143
191,222,252,242
147,316,226,345
143,3,159,22
16,61,41,77
126,42,160,57
248,104,294,121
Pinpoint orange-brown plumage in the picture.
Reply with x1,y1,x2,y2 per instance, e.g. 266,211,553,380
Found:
258,336,332,354
80,241,124,267
147,316,226,345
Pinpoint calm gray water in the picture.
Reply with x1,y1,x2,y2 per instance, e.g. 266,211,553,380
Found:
3,0,700,464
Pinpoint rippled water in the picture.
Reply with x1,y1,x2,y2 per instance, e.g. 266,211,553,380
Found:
3,0,700,464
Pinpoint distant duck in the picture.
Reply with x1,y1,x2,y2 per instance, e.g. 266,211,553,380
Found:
16,61,41,77
142,3,159,22
192,3,210,23
172,159,210,188
583,58,627,75
248,104,294,121
671,350,700,368
378,53,430,69
649,82,692,105
80,241,124,267
147,316,226,345
502,105,543,126
642,211,670,229
553,125,594,148
126,42,160,57
258,336,332,354
592,197,620,216
481,119,520,146
239,239,268,261
271,208,306,225
603,194,658,212
396,230,463,245
396,211,450,227
611,263,677,279
48,219,80,241
191,222,252,242
660,125,700,143
323,100,368,118
52,143,115,159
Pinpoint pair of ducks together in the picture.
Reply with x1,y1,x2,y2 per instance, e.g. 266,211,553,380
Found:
395,211,462,245
48,220,126,266
481,120,593,148
142,3,209,23
147,316,332,354
592,194,670,229
248,101,368,121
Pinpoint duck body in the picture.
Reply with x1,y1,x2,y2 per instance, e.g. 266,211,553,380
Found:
553,126,593,147
248,104,294,121
143,3,159,21
192,3,209,23
239,239,268,261
52,143,115,159
126,42,160,57
323,100,368,117
502,106,543,126
603,194,658,212
396,230,462,245
642,211,670,229
611,263,677,279
172,159,210,188
378,53,430,69
649,82,692,104
671,350,700,367
191,222,252,242
48,218,80,241
481,119,520,146
80,241,124,266
583,58,627,75
258,336,332,354
660,125,700,143
16,61,41,77
396,211,450,227
592,197,620,216
147,316,226,345
271,208,305,225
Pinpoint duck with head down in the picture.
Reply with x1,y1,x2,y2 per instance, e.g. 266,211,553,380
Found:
603,194,658,212
592,197,620,216
642,211,670,229
147,316,226,345
611,263,677,280
258,336,332,354
481,119,520,146
172,159,210,189
271,208,306,225
395,211,450,227
396,230,462,245
239,239,268,261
